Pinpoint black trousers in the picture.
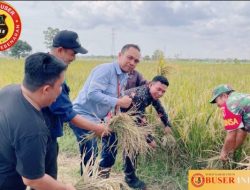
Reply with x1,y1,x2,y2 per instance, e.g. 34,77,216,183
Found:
124,154,137,176
123,134,153,176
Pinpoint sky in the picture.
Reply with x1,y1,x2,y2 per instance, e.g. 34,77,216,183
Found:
6,1,250,59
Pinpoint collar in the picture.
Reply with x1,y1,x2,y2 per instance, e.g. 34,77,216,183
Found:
143,84,153,100
114,62,125,76
128,70,135,75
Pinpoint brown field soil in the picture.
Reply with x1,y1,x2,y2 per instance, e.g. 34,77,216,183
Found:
57,153,177,190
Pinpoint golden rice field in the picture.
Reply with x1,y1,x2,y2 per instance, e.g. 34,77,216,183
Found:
1,57,250,190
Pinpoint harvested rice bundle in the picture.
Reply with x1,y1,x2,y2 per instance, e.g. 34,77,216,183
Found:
231,155,250,169
86,111,154,161
75,176,130,190
203,156,225,169
109,112,153,159
198,154,234,169
161,134,176,149
75,155,130,190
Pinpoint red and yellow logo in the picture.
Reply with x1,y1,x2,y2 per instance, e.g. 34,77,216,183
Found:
0,1,22,51
191,173,205,188
189,170,250,190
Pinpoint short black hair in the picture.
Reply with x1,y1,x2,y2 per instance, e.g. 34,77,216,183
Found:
23,52,67,92
152,75,169,86
121,44,140,54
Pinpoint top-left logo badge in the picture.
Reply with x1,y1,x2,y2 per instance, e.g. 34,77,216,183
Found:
0,1,22,51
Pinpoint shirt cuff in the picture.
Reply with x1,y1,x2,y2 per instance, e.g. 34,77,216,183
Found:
109,97,118,108
65,110,77,122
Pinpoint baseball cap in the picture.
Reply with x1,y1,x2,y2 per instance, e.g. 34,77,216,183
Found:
52,30,88,54
210,84,234,104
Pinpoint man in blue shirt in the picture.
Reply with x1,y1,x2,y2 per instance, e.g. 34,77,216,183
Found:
42,30,109,180
70,44,141,177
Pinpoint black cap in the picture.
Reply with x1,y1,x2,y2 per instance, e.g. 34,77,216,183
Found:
52,30,88,54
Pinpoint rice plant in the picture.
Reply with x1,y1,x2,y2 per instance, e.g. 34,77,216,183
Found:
74,154,130,190
85,111,154,163
2,57,250,190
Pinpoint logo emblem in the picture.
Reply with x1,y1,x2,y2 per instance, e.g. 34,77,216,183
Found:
191,173,205,188
0,1,22,51
0,14,8,38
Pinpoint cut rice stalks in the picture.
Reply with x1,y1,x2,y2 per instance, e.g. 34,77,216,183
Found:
75,176,129,190
160,134,176,149
75,155,130,190
230,154,250,170
85,111,154,162
198,151,236,169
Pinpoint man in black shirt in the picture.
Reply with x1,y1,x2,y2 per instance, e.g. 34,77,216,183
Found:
121,75,172,189
123,75,172,134
0,53,75,190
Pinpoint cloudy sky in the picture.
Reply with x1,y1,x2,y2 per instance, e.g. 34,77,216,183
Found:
7,1,250,59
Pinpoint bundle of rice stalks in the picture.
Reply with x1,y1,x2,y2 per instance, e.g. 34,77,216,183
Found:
149,118,176,150
161,134,176,149
75,176,130,190
198,151,234,169
202,156,225,169
231,155,250,170
108,111,154,160
75,155,130,190
85,111,154,162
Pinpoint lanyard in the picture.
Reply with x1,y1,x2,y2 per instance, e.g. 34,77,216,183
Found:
107,74,121,120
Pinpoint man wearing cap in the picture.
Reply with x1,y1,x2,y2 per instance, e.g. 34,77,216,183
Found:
42,30,109,180
210,84,250,161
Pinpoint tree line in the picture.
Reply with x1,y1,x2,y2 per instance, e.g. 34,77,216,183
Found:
1,27,165,61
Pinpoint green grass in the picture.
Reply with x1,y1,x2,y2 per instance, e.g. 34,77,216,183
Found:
57,124,79,156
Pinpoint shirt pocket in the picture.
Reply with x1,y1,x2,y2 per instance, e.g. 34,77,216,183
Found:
105,82,117,97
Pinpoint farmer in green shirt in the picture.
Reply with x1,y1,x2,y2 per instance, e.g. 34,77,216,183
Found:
210,84,250,161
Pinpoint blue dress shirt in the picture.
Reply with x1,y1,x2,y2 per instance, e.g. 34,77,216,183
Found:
73,62,128,123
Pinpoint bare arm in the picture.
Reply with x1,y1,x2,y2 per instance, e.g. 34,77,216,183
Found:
220,130,237,160
152,100,172,129
235,129,247,149
22,174,75,190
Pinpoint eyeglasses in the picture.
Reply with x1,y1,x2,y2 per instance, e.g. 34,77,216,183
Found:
126,55,140,64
